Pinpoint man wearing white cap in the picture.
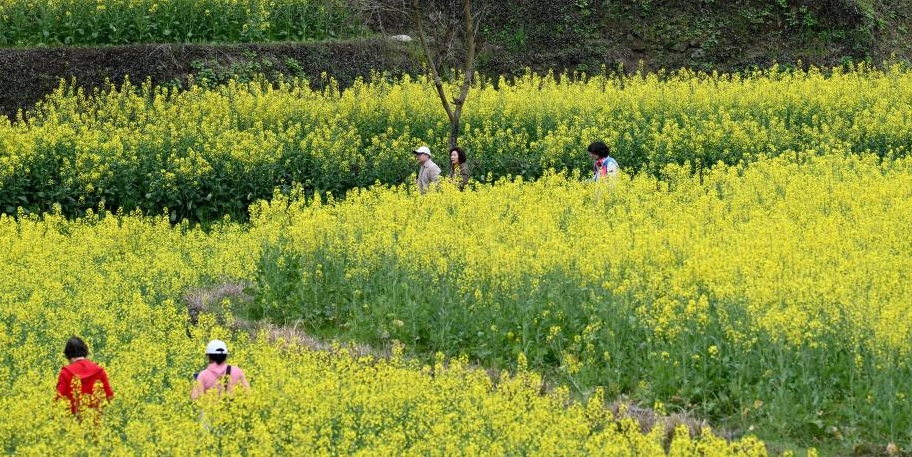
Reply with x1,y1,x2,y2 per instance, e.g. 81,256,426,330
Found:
413,145,441,194
191,339,250,400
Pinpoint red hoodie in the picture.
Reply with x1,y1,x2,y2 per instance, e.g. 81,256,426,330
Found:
56,359,114,414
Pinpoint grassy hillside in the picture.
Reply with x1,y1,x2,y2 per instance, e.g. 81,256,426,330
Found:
371,0,912,72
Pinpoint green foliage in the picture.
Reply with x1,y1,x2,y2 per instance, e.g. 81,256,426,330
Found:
189,55,279,88
0,0,367,46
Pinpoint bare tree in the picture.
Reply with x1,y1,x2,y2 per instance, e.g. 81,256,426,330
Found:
414,0,477,149
357,0,479,149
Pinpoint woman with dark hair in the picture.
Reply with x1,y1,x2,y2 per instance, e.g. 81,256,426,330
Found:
56,336,114,415
587,141,619,181
449,146,471,190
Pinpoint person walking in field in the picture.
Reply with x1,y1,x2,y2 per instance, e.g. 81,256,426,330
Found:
56,336,114,416
191,339,250,400
449,146,471,191
414,145,441,194
588,141,619,181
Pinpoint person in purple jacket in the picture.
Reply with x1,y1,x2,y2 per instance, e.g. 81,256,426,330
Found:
588,141,619,181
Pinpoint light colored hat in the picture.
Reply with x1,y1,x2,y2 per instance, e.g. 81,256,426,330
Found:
205,339,229,355
413,146,432,157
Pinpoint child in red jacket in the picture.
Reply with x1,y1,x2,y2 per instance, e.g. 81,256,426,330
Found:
56,336,114,415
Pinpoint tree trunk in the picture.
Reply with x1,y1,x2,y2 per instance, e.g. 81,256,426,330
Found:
449,0,475,149
411,0,476,151
448,117,460,150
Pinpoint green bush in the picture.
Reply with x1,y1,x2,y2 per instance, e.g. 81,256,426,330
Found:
0,0,366,46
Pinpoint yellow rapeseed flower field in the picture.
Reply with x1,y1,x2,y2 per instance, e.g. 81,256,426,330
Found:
3,66,912,222
246,153,912,451
3,66,912,453
0,192,768,455
1,150,909,453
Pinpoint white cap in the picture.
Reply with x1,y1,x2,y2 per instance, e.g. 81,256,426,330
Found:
413,146,432,157
205,339,229,355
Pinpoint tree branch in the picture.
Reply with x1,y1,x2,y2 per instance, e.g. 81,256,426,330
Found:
452,0,475,120
412,0,455,124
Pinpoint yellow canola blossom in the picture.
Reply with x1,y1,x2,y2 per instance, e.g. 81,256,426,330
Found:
2,351,768,455
0,174,776,454
245,153,912,448
1,152,910,452
254,153,912,360
5,66,912,221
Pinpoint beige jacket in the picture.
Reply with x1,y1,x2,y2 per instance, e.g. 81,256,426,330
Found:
416,160,441,194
